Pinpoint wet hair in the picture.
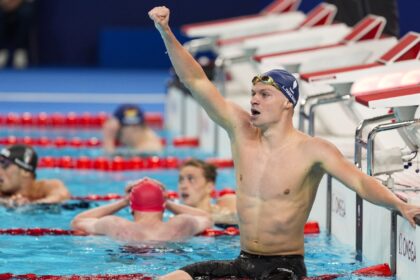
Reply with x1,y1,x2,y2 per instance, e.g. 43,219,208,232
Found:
180,159,217,183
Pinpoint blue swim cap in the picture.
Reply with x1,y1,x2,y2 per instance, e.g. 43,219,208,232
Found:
256,69,299,107
113,104,144,126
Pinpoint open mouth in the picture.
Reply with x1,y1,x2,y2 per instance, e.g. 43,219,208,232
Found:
251,109,260,116
180,193,189,200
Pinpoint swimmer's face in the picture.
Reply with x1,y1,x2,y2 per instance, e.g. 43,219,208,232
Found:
120,125,141,147
0,161,24,195
250,83,290,127
178,165,213,207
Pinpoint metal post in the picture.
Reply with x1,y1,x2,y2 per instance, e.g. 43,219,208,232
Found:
298,92,335,133
390,211,397,274
355,195,364,261
326,174,332,235
364,119,419,265
307,95,351,136
353,113,395,261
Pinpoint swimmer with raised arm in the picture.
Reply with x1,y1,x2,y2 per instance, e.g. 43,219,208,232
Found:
149,6,420,279
71,178,212,242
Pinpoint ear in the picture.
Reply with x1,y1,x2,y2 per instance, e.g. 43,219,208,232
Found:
205,181,215,194
284,100,293,110
20,169,33,179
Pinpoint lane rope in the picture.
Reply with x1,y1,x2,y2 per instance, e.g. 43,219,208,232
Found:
0,136,200,148
35,156,234,170
0,112,163,128
0,222,320,236
0,263,392,279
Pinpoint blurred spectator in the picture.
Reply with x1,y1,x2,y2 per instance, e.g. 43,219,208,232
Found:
325,0,399,37
0,144,70,206
102,104,163,154
0,0,36,69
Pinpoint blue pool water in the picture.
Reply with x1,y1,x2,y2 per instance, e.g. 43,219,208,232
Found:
0,128,213,159
0,168,394,279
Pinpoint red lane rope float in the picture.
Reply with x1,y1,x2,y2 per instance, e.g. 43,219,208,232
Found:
70,194,124,201
0,227,240,237
0,112,163,129
37,156,233,170
305,263,392,279
0,263,392,280
0,224,320,236
71,189,236,201
0,273,151,280
0,136,200,148
0,228,75,236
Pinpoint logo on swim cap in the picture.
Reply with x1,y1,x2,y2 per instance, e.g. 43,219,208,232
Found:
114,104,144,126
130,180,165,212
260,69,300,107
0,144,38,174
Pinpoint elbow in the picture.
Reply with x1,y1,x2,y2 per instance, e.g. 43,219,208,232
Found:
70,218,81,231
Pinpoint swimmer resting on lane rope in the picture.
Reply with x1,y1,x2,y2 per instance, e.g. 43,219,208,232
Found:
178,158,238,227
71,178,212,242
0,144,70,207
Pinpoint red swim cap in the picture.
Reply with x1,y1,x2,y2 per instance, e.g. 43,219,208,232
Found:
130,180,165,212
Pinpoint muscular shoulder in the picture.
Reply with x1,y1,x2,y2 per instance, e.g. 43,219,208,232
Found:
35,179,65,191
302,136,344,164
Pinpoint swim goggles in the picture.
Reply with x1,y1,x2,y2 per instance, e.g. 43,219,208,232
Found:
0,156,13,170
252,75,281,91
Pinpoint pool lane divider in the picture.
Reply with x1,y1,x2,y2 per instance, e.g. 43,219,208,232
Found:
0,263,393,279
71,189,237,201
35,156,234,170
0,136,200,148
0,112,163,129
0,222,320,236
0,273,152,279
305,263,392,279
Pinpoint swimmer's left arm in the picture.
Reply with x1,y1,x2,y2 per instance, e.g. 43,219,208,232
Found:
165,200,211,217
34,179,70,204
314,138,420,228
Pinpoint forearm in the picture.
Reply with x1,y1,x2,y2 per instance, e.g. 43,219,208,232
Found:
166,200,210,217
358,176,404,211
159,27,208,87
74,199,129,220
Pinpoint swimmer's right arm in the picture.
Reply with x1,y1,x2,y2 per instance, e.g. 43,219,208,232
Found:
149,6,237,131
71,198,129,234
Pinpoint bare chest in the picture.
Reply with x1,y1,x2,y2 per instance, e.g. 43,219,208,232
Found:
235,145,312,198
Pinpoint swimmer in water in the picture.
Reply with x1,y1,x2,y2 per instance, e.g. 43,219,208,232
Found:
71,177,212,242
0,144,70,206
149,6,420,279
178,158,237,226
102,104,163,154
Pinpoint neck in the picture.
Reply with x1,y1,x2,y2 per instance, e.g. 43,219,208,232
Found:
195,196,213,213
260,112,295,148
133,211,163,223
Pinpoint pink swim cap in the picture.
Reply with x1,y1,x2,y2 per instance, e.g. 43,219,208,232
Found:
130,180,165,212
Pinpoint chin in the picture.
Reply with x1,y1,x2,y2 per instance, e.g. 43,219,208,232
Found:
251,119,264,128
